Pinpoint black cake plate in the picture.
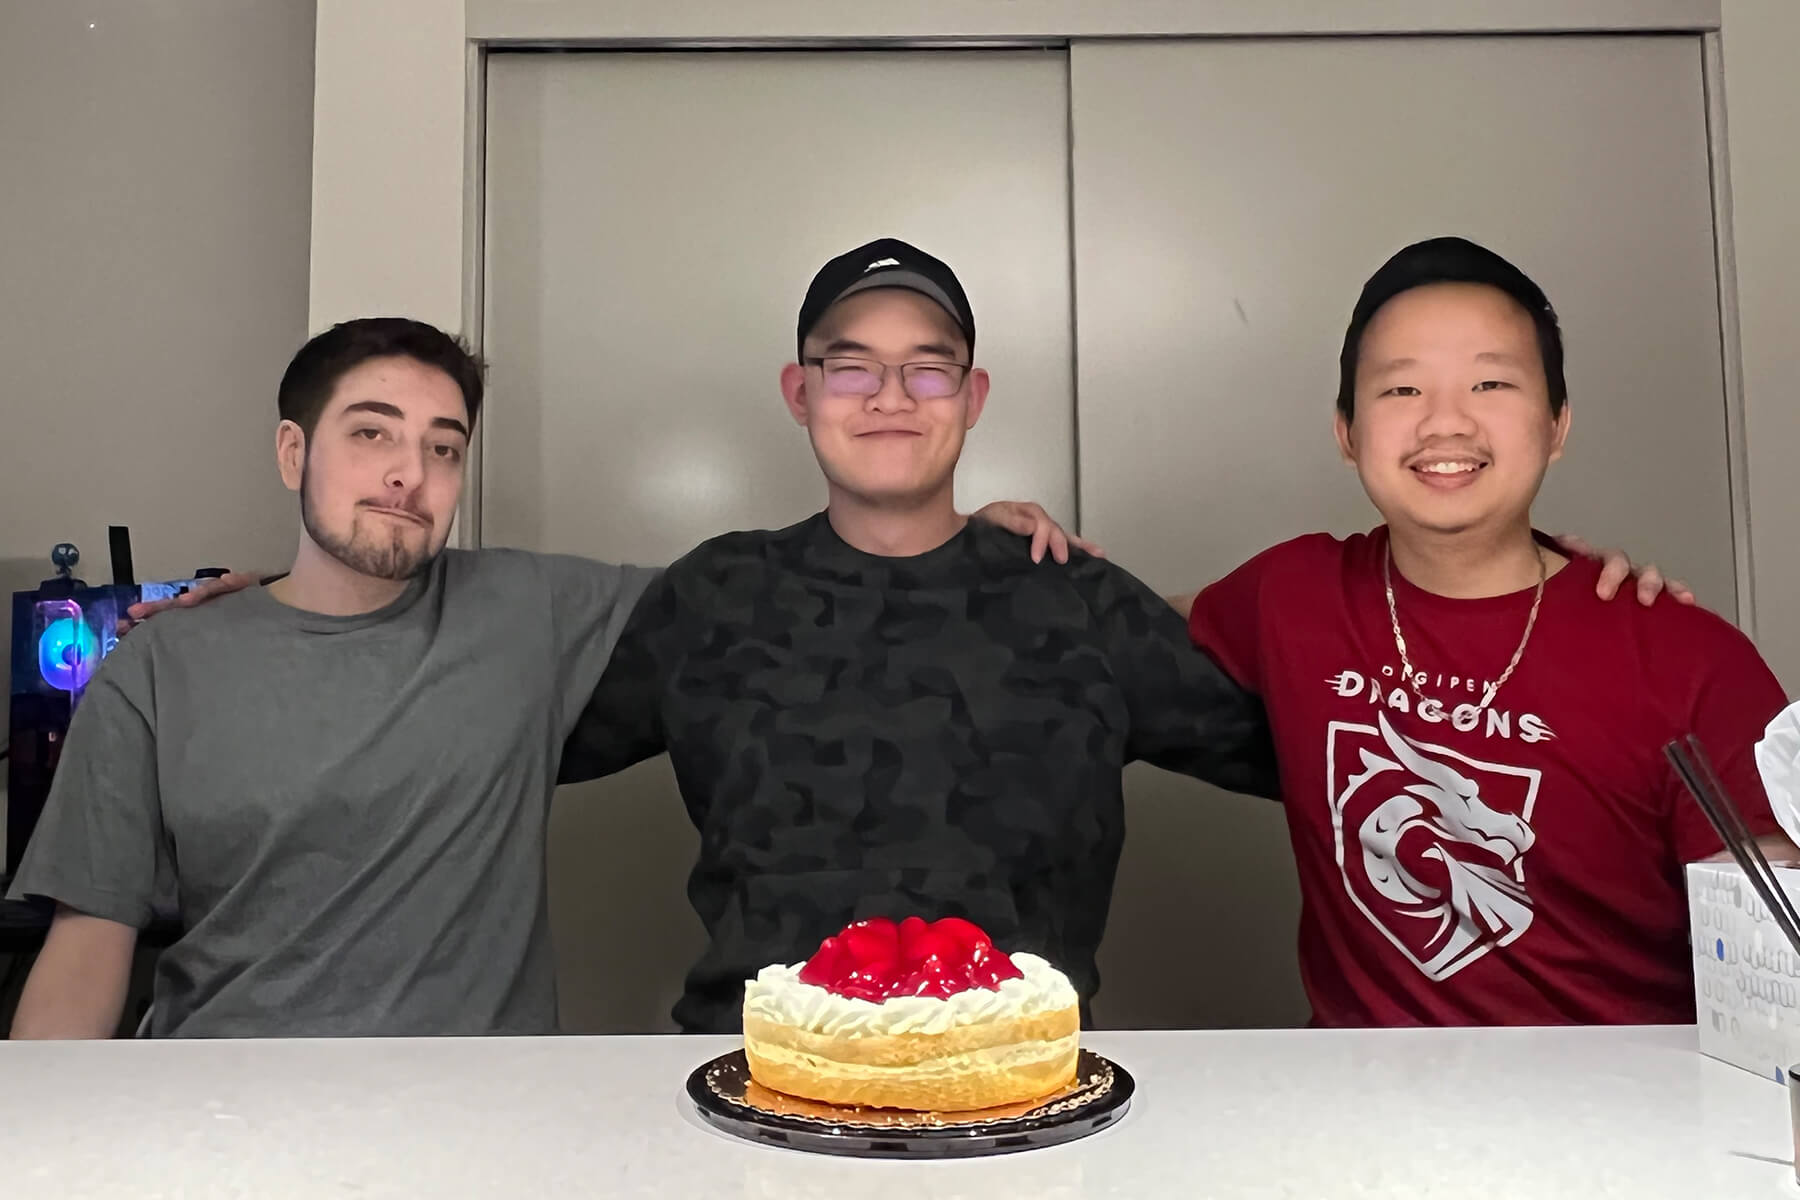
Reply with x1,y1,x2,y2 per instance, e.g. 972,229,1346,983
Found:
685,1048,1133,1159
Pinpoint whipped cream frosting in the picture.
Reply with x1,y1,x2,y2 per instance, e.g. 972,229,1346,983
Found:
743,952,1078,1036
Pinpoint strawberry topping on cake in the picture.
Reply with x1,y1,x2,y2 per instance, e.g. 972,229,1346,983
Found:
797,916,1025,1002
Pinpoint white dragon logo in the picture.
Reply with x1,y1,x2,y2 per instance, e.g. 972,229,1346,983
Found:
1340,712,1539,979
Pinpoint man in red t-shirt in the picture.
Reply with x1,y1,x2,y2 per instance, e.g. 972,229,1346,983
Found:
1183,236,1794,1027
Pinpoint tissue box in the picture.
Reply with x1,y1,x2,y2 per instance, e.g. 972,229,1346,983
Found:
1687,861,1800,1083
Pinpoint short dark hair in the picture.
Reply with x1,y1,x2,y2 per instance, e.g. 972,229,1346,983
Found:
277,317,485,438
1336,236,1566,422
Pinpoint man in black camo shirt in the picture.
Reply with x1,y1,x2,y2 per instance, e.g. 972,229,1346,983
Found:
560,239,1279,1033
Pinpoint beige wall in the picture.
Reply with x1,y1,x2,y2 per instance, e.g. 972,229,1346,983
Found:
0,0,315,581
466,0,1720,39
1722,0,1800,690
309,0,467,334
0,0,317,834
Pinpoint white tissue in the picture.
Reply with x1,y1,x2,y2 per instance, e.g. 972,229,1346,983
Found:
1753,700,1800,850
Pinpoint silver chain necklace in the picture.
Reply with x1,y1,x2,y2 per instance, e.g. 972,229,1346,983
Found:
1383,546,1546,716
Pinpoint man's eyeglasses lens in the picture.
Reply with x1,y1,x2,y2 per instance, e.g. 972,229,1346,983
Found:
811,357,968,400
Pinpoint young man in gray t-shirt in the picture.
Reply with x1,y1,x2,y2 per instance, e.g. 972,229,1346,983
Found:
8,319,658,1037
7,317,1076,1039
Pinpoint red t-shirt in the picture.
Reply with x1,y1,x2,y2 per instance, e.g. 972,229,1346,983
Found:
1189,528,1788,1027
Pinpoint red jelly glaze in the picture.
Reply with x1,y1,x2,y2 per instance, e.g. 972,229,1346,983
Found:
797,916,1025,1001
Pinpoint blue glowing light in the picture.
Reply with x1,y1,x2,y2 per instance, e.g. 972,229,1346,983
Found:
38,617,101,692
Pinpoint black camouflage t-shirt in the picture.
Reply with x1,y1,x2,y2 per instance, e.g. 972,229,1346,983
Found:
560,513,1277,1032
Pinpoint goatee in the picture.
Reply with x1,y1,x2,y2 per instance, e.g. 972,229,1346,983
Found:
300,471,440,582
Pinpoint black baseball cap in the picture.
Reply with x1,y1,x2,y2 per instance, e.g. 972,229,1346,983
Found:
796,238,976,360
1336,236,1566,419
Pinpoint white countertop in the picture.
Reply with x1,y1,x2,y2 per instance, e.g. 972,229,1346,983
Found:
1,1026,1792,1199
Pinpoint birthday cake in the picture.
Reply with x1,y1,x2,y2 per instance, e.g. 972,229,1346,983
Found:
741,916,1080,1111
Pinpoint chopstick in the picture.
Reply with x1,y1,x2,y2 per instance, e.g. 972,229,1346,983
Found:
1666,736,1800,956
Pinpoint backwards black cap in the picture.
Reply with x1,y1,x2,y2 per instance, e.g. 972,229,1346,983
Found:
796,238,976,361
1336,236,1566,419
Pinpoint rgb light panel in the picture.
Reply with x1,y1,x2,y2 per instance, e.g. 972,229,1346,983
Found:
36,605,100,692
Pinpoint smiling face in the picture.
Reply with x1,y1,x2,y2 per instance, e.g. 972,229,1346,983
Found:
779,288,990,509
1336,282,1570,539
277,355,470,581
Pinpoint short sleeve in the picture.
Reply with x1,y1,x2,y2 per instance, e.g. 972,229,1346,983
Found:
557,567,681,785
7,637,174,928
536,553,661,727
1187,547,1280,694
1660,610,1790,862
1074,554,1279,799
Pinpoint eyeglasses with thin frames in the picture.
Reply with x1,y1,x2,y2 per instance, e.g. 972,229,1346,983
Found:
803,356,971,401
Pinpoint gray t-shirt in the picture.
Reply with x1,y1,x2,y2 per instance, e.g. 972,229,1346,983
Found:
8,548,653,1038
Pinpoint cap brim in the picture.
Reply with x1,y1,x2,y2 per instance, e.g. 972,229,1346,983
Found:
828,270,963,331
